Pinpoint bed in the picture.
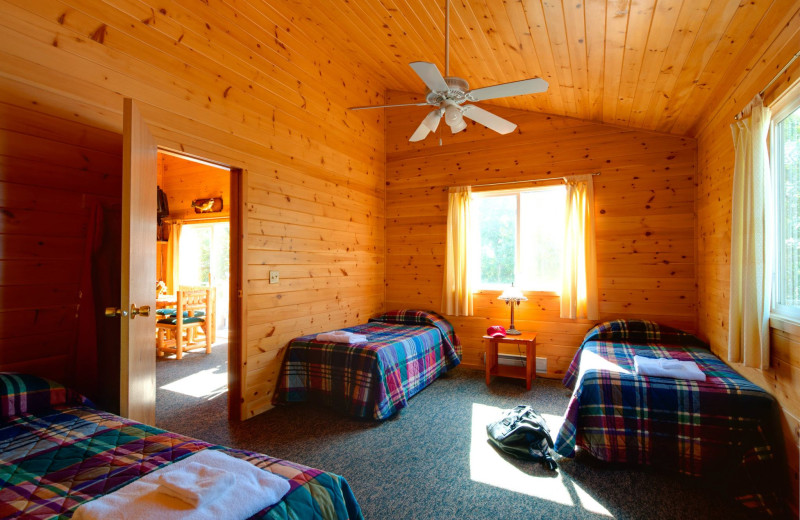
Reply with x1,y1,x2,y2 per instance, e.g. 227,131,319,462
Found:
275,310,461,420
0,373,362,519
553,319,784,516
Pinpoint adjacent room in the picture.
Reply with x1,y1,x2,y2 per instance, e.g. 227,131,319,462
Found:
1,1,798,519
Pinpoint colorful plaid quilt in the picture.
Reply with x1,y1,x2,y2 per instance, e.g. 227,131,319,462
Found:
554,321,783,515
0,405,362,520
275,310,461,420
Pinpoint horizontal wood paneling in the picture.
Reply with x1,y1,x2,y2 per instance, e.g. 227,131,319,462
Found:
0,102,122,387
695,13,800,513
158,154,230,222
385,90,697,375
0,0,386,419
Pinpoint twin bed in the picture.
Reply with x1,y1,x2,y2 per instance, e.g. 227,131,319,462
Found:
275,310,462,420
554,319,784,515
0,373,362,519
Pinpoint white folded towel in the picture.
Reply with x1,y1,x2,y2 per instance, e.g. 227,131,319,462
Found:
633,355,706,382
72,449,291,520
316,330,368,343
156,461,235,507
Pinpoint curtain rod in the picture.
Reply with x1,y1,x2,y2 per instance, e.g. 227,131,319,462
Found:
465,172,600,189
735,50,800,120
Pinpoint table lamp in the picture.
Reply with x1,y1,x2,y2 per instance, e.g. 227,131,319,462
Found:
498,285,527,335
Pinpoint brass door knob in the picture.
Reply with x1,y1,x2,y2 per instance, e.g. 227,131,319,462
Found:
130,304,150,319
104,307,128,318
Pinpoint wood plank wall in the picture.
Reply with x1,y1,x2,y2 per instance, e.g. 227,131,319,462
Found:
158,154,230,222
0,101,122,387
385,90,697,376
0,0,386,419
694,9,800,511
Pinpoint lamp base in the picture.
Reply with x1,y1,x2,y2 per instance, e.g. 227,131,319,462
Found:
506,328,522,335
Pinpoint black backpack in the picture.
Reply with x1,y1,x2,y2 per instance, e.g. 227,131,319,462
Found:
486,405,558,471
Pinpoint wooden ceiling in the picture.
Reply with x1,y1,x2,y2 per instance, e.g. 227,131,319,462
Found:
285,0,799,137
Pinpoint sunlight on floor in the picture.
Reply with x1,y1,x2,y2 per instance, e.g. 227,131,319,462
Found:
470,403,613,517
160,367,227,400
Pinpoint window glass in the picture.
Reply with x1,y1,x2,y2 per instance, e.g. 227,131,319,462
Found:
472,186,565,291
475,195,516,287
519,188,565,291
773,103,800,316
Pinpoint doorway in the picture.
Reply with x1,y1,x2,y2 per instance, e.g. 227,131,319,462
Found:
153,151,236,430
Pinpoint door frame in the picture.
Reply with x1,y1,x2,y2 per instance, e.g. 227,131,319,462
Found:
156,148,244,422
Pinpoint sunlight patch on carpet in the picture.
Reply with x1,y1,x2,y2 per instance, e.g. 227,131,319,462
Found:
470,403,612,517
160,367,227,399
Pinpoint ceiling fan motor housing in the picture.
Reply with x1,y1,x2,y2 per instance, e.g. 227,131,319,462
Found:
425,76,470,105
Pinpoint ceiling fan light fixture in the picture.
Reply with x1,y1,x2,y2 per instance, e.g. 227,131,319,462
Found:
449,117,467,133
444,103,462,126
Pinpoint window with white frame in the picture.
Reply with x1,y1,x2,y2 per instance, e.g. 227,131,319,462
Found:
771,94,800,320
471,185,566,292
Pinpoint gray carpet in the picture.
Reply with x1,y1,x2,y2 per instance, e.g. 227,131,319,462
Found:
156,345,746,519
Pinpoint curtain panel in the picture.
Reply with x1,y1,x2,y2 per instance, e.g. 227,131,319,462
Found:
441,186,473,316
166,221,182,294
728,94,772,369
560,175,598,320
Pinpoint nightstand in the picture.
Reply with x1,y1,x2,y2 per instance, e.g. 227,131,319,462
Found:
483,332,537,390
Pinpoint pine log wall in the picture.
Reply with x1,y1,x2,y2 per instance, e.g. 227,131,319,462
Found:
0,102,122,386
385,90,697,376
158,154,230,222
694,10,800,510
0,0,386,419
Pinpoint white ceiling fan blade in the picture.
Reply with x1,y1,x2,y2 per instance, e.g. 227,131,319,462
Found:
461,105,517,134
409,109,443,142
467,78,549,101
409,120,433,142
350,102,430,110
409,62,449,92
422,108,442,132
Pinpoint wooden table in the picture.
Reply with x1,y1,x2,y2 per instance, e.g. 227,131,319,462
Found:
484,332,537,390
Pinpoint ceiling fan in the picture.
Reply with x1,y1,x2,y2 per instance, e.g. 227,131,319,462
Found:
349,0,548,142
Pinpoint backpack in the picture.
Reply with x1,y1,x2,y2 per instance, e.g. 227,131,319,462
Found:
486,405,558,471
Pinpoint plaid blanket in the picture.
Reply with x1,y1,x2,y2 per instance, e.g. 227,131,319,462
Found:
276,310,461,420
554,333,783,515
0,405,362,520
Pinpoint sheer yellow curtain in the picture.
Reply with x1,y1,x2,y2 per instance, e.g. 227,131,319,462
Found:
560,175,598,320
166,221,182,294
728,94,772,369
441,186,473,316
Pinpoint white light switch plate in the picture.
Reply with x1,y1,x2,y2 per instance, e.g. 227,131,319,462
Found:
269,271,279,284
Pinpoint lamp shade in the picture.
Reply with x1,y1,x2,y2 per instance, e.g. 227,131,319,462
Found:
498,286,527,302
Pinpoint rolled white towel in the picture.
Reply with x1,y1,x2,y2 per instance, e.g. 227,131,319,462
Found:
156,461,235,507
633,355,706,382
316,331,368,343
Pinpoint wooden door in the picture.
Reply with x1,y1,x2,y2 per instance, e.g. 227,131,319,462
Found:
120,98,157,425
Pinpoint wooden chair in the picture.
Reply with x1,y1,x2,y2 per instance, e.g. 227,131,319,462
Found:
155,288,212,359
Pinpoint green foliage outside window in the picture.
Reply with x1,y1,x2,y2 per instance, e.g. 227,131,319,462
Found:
777,107,800,307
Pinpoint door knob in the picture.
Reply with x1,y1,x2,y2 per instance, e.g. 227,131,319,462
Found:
130,304,150,319
104,307,128,318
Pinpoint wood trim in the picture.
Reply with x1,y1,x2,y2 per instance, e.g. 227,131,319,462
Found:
229,167,244,422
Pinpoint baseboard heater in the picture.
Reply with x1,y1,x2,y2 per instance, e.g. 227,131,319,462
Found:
498,354,547,373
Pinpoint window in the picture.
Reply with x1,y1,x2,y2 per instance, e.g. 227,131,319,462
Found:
472,186,566,292
772,95,800,320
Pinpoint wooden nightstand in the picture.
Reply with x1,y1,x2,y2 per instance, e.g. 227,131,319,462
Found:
483,332,537,390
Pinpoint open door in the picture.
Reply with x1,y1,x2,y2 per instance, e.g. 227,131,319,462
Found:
119,98,157,424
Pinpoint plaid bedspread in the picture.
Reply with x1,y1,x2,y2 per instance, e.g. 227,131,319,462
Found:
275,311,461,420
554,339,783,515
0,405,362,519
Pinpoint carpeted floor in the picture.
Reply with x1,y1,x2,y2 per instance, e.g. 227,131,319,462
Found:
156,345,747,520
